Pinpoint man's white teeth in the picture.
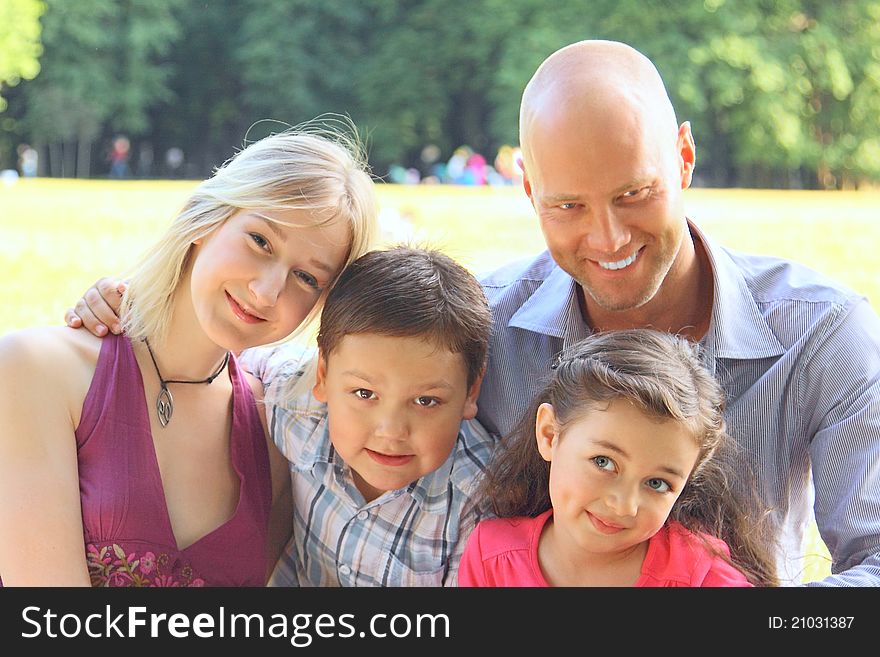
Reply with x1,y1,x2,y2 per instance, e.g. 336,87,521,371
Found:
599,250,639,270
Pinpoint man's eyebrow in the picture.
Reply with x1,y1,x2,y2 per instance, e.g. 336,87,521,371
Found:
539,177,655,204
611,176,654,196
541,192,581,204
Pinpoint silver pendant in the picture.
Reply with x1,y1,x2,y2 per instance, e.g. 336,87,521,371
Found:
157,386,174,427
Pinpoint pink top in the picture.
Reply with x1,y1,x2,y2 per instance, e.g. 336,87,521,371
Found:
74,333,272,587
458,509,753,587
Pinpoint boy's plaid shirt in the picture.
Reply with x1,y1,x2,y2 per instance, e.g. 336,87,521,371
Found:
240,343,496,587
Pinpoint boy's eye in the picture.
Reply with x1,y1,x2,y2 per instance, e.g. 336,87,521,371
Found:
592,455,615,472
646,478,671,493
415,396,439,408
294,270,320,290
353,389,376,400
559,202,578,210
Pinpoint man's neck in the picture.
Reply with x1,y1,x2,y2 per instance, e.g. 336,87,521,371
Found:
580,226,714,342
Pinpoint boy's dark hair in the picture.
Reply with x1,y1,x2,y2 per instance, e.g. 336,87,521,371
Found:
317,245,491,387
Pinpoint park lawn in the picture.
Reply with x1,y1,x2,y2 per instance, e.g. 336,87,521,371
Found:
3,178,876,583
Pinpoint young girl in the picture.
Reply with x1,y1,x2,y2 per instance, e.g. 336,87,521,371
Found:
459,329,777,587
0,124,376,586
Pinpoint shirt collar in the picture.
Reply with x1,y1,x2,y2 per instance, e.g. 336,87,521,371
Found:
508,260,591,348
691,220,784,360
504,223,784,361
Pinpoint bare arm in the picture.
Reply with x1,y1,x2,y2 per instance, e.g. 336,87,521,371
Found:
245,371,293,584
266,439,294,582
64,277,127,336
0,329,92,585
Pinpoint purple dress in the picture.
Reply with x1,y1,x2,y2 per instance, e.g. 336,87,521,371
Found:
76,334,271,587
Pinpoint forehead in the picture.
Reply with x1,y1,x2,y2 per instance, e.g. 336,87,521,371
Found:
525,103,669,198
562,399,700,471
233,207,348,237
232,207,350,257
327,333,468,383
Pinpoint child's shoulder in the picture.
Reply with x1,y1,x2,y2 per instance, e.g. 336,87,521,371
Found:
644,521,751,587
239,341,318,389
447,417,497,490
664,520,731,556
472,511,551,558
456,417,497,456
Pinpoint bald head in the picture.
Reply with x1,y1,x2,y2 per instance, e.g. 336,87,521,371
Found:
520,40,679,166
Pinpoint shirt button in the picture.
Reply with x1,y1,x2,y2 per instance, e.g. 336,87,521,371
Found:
357,510,369,521
339,564,352,576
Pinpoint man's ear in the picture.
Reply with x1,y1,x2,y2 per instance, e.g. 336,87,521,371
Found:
312,350,328,402
677,121,696,190
461,369,485,421
535,402,558,462
521,166,535,205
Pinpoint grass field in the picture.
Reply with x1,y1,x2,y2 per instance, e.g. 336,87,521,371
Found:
3,177,877,583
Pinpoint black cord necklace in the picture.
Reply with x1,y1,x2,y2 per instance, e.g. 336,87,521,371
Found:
144,339,230,427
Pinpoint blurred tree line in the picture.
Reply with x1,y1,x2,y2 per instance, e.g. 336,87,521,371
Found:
1,0,879,188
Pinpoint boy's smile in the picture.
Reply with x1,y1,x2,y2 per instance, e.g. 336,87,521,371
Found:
365,449,415,466
313,333,482,503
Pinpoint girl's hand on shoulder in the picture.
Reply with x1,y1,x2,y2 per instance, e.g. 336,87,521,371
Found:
64,277,127,337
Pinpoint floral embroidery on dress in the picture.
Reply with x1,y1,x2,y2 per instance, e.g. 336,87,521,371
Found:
87,543,205,587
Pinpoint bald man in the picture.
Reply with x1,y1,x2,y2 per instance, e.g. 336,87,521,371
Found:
476,40,880,587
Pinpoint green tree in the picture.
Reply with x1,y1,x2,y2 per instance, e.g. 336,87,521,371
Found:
352,0,530,172
145,0,247,175
20,0,179,177
488,1,609,150
599,0,880,188
235,0,367,126
0,0,45,112
8,0,880,186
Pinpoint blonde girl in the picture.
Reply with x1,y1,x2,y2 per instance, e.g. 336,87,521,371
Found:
0,123,376,586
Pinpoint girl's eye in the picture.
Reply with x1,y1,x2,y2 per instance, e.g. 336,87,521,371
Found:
294,270,320,290
249,233,270,251
354,389,376,400
592,455,615,472
646,478,671,493
415,396,439,408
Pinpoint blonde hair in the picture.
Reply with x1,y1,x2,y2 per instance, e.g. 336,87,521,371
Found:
121,119,377,343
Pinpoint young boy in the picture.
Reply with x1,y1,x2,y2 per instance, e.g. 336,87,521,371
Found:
240,246,495,586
